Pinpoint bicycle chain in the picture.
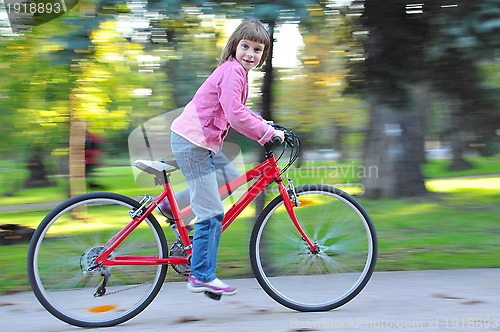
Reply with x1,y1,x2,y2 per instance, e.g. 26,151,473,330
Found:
100,281,152,297
99,274,188,297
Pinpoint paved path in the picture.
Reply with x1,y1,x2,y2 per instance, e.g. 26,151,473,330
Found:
1,269,499,332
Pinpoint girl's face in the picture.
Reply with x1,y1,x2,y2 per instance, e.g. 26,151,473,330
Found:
235,39,265,72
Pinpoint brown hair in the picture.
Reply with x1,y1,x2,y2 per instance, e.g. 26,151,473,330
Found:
219,19,271,68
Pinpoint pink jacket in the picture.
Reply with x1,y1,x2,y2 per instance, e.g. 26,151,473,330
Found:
171,58,274,152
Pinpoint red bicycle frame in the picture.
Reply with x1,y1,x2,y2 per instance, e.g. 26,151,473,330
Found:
96,154,318,268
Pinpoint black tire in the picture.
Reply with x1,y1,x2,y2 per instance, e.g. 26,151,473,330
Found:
250,185,377,312
27,192,168,327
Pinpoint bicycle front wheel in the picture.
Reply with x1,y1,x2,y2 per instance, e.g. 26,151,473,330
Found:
250,185,377,312
27,192,168,328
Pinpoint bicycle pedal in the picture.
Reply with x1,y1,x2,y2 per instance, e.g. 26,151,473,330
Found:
204,291,222,301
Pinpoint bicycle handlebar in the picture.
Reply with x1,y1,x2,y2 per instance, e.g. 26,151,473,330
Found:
264,124,301,176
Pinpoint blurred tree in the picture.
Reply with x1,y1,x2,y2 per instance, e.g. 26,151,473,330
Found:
346,0,500,197
144,7,223,107
0,18,74,188
70,18,169,192
67,10,171,195
59,1,123,196
274,5,368,161
226,0,322,123
426,0,500,168
0,0,170,196
0,1,109,194
353,0,429,198
477,61,500,156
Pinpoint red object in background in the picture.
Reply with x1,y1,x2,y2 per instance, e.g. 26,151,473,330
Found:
85,132,104,167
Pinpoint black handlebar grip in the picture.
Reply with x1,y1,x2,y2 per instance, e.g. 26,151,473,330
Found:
273,136,282,145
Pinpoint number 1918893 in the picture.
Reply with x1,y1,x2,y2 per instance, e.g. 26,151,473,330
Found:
6,1,65,14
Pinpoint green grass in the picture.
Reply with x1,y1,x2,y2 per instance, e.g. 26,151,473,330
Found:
0,156,499,294
422,156,500,178
362,177,500,271
0,168,148,206
2,156,499,205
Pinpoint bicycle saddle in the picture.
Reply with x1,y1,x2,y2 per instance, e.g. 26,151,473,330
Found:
134,160,179,176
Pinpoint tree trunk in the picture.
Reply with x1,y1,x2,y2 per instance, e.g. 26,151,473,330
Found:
24,149,51,188
260,20,275,122
333,124,345,162
445,94,473,171
255,20,276,218
362,101,427,198
69,95,86,198
410,83,429,165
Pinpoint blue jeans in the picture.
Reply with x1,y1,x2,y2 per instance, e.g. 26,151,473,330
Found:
171,132,226,282
162,139,240,224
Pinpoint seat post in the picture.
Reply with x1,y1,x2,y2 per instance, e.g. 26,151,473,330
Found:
162,170,169,185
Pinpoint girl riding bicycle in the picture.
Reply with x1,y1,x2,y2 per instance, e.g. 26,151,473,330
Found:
169,19,285,295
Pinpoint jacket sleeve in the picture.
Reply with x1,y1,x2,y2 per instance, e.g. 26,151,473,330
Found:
217,65,274,145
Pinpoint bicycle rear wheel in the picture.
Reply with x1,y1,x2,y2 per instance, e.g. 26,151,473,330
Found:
250,184,377,312
27,192,168,328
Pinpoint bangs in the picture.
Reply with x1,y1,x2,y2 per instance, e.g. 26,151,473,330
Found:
237,23,270,47
239,27,270,46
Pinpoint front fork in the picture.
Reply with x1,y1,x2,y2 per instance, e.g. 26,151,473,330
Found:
277,178,319,254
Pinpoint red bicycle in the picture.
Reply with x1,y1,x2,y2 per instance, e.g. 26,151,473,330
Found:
27,125,377,328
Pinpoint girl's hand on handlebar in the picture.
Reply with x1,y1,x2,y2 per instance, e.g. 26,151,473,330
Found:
272,129,285,144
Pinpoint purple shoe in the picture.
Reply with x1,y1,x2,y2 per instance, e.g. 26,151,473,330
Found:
156,202,194,232
187,276,237,296
156,201,174,220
